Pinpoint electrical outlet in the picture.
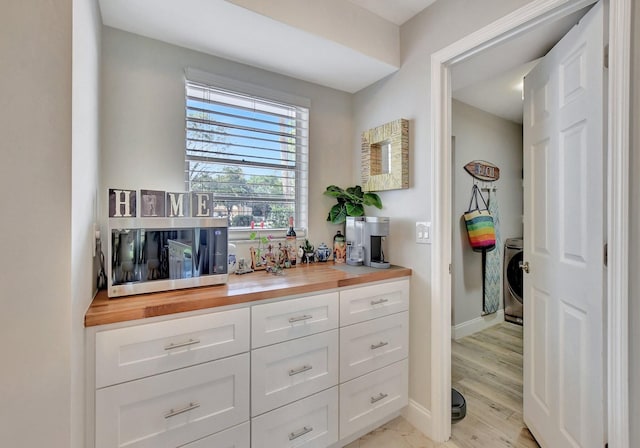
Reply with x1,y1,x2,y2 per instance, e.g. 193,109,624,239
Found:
416,221,431,244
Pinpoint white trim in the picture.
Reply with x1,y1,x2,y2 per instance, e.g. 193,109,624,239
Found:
430,0,630,444
606,1,631,447
401,399,432,438
429,49,451,442
451,310,505,340
184,67,311,108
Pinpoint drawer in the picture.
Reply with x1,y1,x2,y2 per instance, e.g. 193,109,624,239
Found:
251,292,338,348
96,353,249,448
182,421,249,448
340,311,408,382
96,308,249,388
251,387,338,448
340,279,409,326
251,330,338,416
339,359,408,440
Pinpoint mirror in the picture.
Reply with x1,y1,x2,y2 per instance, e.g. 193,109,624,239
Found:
361,119,409,191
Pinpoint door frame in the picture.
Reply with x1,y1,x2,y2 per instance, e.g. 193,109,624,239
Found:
429,0,631,445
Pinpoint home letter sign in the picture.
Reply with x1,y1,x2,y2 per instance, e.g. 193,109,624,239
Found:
109,189,136,217
166,192,189,217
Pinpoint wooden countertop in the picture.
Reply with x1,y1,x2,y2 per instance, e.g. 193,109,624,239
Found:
85,263,411,327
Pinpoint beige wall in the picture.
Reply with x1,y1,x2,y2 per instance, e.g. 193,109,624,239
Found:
352,0,533,413
0,2,73,447
100,27,353,249
451,100,523,327
72,0,102,446
629,1,639,445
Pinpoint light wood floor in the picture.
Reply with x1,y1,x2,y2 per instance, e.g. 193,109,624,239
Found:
450,322,539,448
346,322,540,448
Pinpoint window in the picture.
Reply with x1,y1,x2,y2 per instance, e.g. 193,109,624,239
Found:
185,76,309,233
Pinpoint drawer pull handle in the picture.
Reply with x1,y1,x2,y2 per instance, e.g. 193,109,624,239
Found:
370,298,389,306
289,364,313,376
164,338,201,350
288,426,313,441
164,402,200,419
370,392,388,404
371,341,389,350
289,314,313,323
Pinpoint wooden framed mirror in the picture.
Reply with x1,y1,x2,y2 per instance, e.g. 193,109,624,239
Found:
361,118,409,191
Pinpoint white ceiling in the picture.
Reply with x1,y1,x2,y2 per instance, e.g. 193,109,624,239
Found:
453,60,539,124
451,7,590,123
99,0,590,121
98,0,436,93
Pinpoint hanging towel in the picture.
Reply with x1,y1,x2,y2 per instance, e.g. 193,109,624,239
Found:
483,189,502,314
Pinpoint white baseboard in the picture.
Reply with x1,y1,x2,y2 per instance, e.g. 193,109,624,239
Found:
402,399,432,439
451,309,504,340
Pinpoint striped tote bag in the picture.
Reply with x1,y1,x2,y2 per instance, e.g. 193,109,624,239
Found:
463,184,496,252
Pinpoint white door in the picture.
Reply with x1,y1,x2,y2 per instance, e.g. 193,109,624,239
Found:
522,1,605,447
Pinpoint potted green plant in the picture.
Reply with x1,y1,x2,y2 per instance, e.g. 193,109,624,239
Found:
324,185,383,224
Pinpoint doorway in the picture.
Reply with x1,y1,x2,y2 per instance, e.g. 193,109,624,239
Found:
450,89,528,445
428,0,631,445
448,7,597,444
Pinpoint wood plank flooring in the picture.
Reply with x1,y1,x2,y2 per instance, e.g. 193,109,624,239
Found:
346,322,540,448
450,322,539,448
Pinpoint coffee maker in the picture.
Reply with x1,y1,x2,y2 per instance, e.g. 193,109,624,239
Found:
345,216,390,268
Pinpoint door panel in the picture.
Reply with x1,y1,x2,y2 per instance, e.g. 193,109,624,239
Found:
522,1,605,447
531,139,550,255
530,286,550,412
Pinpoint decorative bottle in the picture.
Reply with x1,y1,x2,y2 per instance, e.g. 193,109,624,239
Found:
286,216,297,266
333,230,346,264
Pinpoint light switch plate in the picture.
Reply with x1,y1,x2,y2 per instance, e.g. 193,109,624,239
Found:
416,221,431,244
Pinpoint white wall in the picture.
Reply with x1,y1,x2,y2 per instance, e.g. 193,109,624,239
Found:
352,0,533,417
0,2,73,447
630,1,639,445
72,0,102,446
100,27,353,249
451,100,523,327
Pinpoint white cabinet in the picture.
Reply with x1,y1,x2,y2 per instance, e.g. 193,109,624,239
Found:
96,308,249,388
339,359,409,439
251,387,339,448
251,292,338,348
338,278,410,442
340,311,409,382
96,353,249,448
93,307,251,448
182,422,250,448
91,276,410,448
251,330,339,416
340,279,409,326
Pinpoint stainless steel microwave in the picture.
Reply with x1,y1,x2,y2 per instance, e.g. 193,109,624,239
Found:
108,217,228,298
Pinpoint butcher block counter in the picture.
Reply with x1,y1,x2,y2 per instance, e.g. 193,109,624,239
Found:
85,263,411,327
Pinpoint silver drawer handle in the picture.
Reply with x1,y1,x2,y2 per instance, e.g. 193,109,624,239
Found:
289,426,313,441
289,314,313,323
289,364,312,376
164,338,201,350
370,392,388,404
164,401,200,419
370,298,389,306
371,341,389,350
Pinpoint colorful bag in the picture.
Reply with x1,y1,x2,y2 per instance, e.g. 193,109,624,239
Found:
463,184,496,252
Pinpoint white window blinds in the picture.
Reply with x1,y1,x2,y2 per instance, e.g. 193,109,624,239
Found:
185,80,309,230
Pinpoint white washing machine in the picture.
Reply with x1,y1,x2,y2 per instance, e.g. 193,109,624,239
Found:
503,237,523,325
